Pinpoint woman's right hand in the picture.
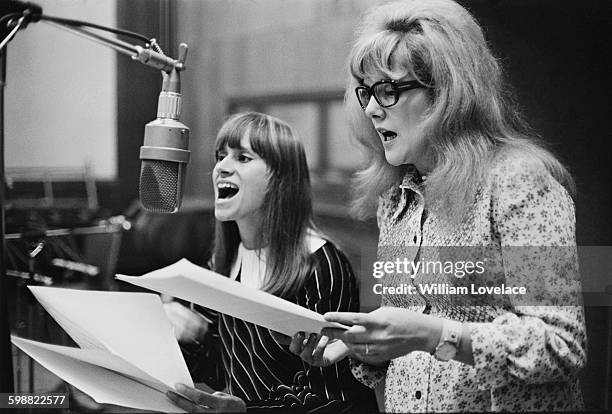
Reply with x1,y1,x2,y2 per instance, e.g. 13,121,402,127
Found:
163,301,209,343
167,383,246,413
288,332,351,367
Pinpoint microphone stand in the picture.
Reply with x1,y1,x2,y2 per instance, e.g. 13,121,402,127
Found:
0,9,187,392
1,34,14,395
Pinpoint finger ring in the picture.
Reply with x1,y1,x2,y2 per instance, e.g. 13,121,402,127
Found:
365,343,370,355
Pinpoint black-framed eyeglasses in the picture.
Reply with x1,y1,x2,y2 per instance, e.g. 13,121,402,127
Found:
355,79,427,110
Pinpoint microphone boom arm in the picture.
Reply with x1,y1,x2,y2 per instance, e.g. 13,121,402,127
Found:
40,19,187,73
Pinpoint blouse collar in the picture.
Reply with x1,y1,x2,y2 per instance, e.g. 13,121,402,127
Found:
229,231,326,289
400,164,427,189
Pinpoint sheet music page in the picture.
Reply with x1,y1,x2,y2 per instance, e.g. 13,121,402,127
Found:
117,258,348,336
27,286,108,351
11,336,185,413
28,286,193,389
12,336,169,392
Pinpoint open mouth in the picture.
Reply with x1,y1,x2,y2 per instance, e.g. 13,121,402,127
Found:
217,182,239,199
379,129,397,142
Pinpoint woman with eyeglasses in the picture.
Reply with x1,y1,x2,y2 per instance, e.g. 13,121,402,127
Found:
289,0,586,412
164,112,377,413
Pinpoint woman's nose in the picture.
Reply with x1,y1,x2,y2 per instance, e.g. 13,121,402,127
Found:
214,156,235,176
364,96,385,119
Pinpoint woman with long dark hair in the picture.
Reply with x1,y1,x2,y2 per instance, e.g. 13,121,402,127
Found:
166,112,376,413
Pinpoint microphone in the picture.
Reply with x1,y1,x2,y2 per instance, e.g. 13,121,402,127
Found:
139,53,190,214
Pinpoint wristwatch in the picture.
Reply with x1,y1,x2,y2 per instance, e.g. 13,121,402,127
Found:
433,319,462,361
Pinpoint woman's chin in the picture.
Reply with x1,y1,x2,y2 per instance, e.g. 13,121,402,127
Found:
214,210,234,222
384,152,405,167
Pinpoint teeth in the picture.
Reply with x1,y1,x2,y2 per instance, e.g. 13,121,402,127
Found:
382,131,397,142
217,182,239,199
376,128,397,142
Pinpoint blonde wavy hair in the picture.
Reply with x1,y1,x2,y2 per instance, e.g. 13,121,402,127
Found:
347,0,574,221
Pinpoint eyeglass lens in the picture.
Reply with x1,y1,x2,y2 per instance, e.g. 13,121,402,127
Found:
373,83,397,106
357,83,398,108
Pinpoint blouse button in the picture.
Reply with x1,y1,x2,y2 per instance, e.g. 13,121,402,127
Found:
415,390,422,399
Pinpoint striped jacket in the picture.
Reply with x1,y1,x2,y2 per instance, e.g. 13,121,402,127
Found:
196,240,377,413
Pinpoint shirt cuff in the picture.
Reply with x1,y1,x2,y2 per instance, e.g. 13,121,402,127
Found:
468,321,511,390
349,357,388,389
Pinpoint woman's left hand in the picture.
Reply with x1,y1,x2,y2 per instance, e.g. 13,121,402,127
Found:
167,383,246,413
322,307,443,364
288,332,351,367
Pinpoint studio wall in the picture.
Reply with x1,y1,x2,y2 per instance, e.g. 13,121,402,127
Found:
5,0,117,180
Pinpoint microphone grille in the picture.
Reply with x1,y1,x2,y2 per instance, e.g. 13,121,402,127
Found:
139,160,184,213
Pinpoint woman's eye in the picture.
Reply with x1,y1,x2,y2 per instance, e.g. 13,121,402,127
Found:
381,86,395,97
238,154,253,163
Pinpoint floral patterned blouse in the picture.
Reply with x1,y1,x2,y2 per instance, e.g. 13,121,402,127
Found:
352,153,587,412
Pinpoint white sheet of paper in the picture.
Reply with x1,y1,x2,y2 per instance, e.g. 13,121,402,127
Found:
28,286,193,390
116,258,348,336
11,336,184,413
12,336,168,393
